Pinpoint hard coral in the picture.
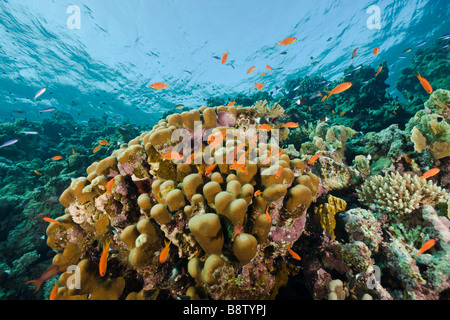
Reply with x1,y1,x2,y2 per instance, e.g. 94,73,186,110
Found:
357,171,448,219
46,104,321,300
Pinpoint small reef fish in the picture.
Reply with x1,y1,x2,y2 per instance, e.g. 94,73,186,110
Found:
277,37,297,46
373,47,380,55
25,264,60,293
322,82,352,101
420,168,440,180
150,82,168,90
416,73,433,94
254,83,264,90
34,88,47,100
287,246,301,261
398,56,407,59
258,124,272,131
176,104,185,110
226,101,236,107
266,65,273,71
99,239,112,277
93,144,101,153
162,152,183,161
52,156,63,161
247,66,256,74
204,163,217,175
275,167,283,179
221,51,229,64
404,155,412,164
72,148,76,155
160,240,171,263
416,41,427,47
231,225,243,241
308,152,323,165
403,48,412,53
43,217,61,225
375,66,383,77
254,190,261,197
439,33,450,40
283,122,299,128
99,140,109,146
106,177,115,194
34,170,42,175
49,280,58,300
0,139,18,148
413,239,436,257
265,206,272,223
39,107,56,113
261,72,266,77
20,131,38,135
352,48,358,60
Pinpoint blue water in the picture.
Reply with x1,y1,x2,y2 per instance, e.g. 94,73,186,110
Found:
0,0,449,125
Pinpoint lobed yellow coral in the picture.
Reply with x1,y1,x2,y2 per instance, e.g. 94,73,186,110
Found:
313,195,347,239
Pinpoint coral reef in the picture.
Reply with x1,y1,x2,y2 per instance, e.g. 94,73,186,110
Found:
35,104,321,300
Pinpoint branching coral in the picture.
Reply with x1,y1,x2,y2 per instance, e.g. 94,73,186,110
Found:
252,100,286,119
357,171,448,219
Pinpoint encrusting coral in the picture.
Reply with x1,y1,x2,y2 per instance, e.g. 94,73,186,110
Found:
43,103,321,300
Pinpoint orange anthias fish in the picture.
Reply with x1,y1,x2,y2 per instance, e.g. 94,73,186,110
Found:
308,152,323,165
375,66,383,77
265,206,272,223
254,190,261,197
25,264,60,293
328,82,353,95
261,72,266,77
162,151,184,161
52,156,63,161
420,168,440,180
373,47,380,55
34,170,42,176
227,101,236,107
99,140,109,146
231,225,243,241
287,246,301,261
352,48,359,59
49,280,58,300
221,51,229,64
416,72,433,94
204,163,217,175
230,163,246,172
247,66,256,74
266,65,273,71
99,239,112,277
413,239,436,257
150,82,168,90
254,83,264,90
258,124,272,131
43,217,61,225
159,240,171,263
278,37,297,46
322,82,353,101
72,148,76,155
404,155,412,164
283,122,299,128
93,144,101,153
106,177,115,194
275,167,283,179
340,111,346,116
